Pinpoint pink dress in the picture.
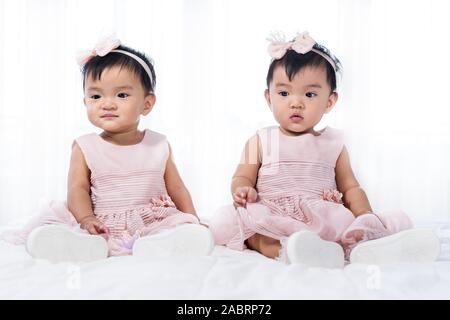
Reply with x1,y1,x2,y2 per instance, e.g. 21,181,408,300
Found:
3,129,199,256
209,126,413,256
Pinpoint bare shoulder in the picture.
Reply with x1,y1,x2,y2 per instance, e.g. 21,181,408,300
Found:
70,141,88,165
68,141,90,188
336,146,353,177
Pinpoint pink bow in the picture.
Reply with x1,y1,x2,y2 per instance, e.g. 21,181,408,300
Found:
76,35,121,66
322,189,343,204
149,195,176,208
267,31,316,60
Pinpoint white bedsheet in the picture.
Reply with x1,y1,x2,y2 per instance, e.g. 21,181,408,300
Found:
1,222,450,300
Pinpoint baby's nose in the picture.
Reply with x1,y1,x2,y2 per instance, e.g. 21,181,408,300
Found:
102,99,117,110
290,100,305,109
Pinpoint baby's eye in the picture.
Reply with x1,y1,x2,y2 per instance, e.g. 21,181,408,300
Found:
305,92,317,98
278,91,289,97
118,92,129,98
90,94,101,100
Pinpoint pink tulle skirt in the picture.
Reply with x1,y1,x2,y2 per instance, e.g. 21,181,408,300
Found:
209,197,413,256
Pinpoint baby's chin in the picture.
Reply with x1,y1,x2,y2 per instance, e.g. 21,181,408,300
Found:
279,126,309,136
278,123,312,136
93,119,123,130
94,124,123,134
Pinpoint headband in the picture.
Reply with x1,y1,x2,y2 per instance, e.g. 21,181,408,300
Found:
76,35,154,86
267,31,337,72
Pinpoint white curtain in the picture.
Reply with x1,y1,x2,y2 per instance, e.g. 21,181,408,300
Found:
1,0,449,225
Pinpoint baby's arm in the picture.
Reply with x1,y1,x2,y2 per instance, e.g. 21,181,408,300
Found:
164,144,197,217
231,135,261,208
67,142,109,235
335,146,373,217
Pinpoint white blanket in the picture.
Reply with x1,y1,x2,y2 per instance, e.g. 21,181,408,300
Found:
1,223,450,299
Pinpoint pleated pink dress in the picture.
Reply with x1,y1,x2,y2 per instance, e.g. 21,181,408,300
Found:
3,129,199,256
209,126,413,256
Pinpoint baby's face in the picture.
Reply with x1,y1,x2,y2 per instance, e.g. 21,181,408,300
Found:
84,66,154,133
265,65,337,136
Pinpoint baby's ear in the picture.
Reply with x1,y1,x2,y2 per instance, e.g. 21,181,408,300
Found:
264,89,272,111
325,92,338,113
142,94,156,115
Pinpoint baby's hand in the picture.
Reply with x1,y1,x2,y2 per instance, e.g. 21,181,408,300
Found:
233,186,258,208
80,216,109,235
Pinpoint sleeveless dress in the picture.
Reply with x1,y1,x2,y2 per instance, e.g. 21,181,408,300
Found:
2,129,199,256
209,126,413,256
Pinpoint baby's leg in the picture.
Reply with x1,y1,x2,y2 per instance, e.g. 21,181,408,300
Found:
245,234,281,259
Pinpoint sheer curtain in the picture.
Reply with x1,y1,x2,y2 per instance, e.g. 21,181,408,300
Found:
1,0,449,225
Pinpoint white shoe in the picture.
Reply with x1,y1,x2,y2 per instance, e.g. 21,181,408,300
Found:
132,224,214,258
350,229,441,265
26,225,108,263
286,230,345,268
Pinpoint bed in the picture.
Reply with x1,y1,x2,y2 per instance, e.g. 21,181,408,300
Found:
1,222,450,299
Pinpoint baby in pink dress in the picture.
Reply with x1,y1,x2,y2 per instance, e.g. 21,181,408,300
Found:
2,36,213,262
209,31,440,267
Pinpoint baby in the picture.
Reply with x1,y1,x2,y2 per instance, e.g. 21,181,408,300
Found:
2,36,214,262
209,31,440,267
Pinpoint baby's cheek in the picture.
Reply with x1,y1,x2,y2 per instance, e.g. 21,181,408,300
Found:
86,110,98,121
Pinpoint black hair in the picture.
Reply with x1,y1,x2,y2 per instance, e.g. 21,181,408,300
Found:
82,45,156,94
266,42,342,92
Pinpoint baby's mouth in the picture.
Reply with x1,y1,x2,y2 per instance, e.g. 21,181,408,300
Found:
101,114,119,118
290,114,304,122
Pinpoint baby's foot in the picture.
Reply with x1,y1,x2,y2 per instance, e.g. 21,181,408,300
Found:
350,229,441,264
26,225,108,263
286,231,345,268
132,224,214,258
